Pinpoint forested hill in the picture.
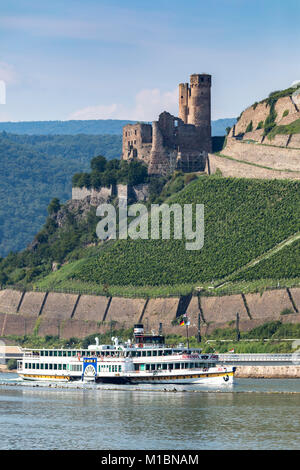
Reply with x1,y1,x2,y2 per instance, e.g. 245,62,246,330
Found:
0,118,237,136
0,132,121,257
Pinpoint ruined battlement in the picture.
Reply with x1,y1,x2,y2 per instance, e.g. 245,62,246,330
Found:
122,73,212,175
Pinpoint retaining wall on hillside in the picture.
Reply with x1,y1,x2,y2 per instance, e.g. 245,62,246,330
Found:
0,287,300,339
206,153,300,180
223,139,300,172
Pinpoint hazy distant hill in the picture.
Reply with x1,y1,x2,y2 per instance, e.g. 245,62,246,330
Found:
0,132,121,257
0,118,236,136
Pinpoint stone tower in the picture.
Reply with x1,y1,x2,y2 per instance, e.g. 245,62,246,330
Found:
122,73,212,174
179,73,212,152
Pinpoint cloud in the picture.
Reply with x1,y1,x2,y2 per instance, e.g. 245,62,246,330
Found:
0,62,17,85
68,88,178,121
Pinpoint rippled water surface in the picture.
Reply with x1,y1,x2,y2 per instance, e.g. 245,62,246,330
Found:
0,373,300,450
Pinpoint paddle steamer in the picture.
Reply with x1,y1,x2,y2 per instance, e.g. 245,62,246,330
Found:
18,324,235,384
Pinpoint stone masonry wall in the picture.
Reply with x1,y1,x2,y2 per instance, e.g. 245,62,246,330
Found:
222,139,300,173
206,152,300,180
0,287,299,339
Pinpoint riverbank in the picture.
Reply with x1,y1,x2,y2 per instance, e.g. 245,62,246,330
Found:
235,365,300,378
0,365,16,373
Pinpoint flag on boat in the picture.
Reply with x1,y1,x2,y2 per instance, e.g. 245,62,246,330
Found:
228,348,235,353
180,316,190,326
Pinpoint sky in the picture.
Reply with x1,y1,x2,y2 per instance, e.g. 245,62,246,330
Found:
0,0,300,122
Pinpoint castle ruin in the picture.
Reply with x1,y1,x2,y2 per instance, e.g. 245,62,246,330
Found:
122,73,212,175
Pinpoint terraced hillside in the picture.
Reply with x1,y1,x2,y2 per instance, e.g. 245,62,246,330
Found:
34,176,300,294
216,86,300,180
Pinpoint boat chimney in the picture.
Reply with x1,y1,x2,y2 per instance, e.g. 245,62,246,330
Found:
134,324,144,343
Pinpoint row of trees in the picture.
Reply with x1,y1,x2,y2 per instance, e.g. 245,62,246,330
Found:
72,156,148,189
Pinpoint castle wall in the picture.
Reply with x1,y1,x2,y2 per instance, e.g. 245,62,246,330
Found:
121,73,212,175
206,152,300,180
148,121,177,175
223,139,300,172
72,186,112,201
0,288,300,339
122,123,152,163
179,83,189,123
72,183,149,203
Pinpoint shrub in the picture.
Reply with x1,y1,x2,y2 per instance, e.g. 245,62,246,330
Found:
184,173,197,185
283,110,289,118
7,359,17,370
280,308,294,316
245,121,253,133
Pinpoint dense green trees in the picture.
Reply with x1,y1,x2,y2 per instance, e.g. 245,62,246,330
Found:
72,157,148,189
0,132,122,256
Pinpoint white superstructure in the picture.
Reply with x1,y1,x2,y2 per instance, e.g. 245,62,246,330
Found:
18,325,235,385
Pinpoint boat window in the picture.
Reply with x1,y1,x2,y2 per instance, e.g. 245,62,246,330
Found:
40,364,44,370
147,351,151,357
137,352,141,357
119,365,122,372
49,364,53,370
49,351,53,357
158,351,163,356
54,351,57,357
58,351,62,357
175,363,180,369
45,364,48,370
162,364,168,370
63,364,66,370
45,351,48,356
142,351,146,357
152,351,157,357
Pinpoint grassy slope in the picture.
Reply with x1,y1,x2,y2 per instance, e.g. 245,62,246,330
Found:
35,176,300,294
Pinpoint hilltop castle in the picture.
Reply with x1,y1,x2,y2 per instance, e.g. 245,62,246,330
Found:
122,73,212,175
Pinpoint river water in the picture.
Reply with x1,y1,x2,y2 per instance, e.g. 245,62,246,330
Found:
0,373,300,450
